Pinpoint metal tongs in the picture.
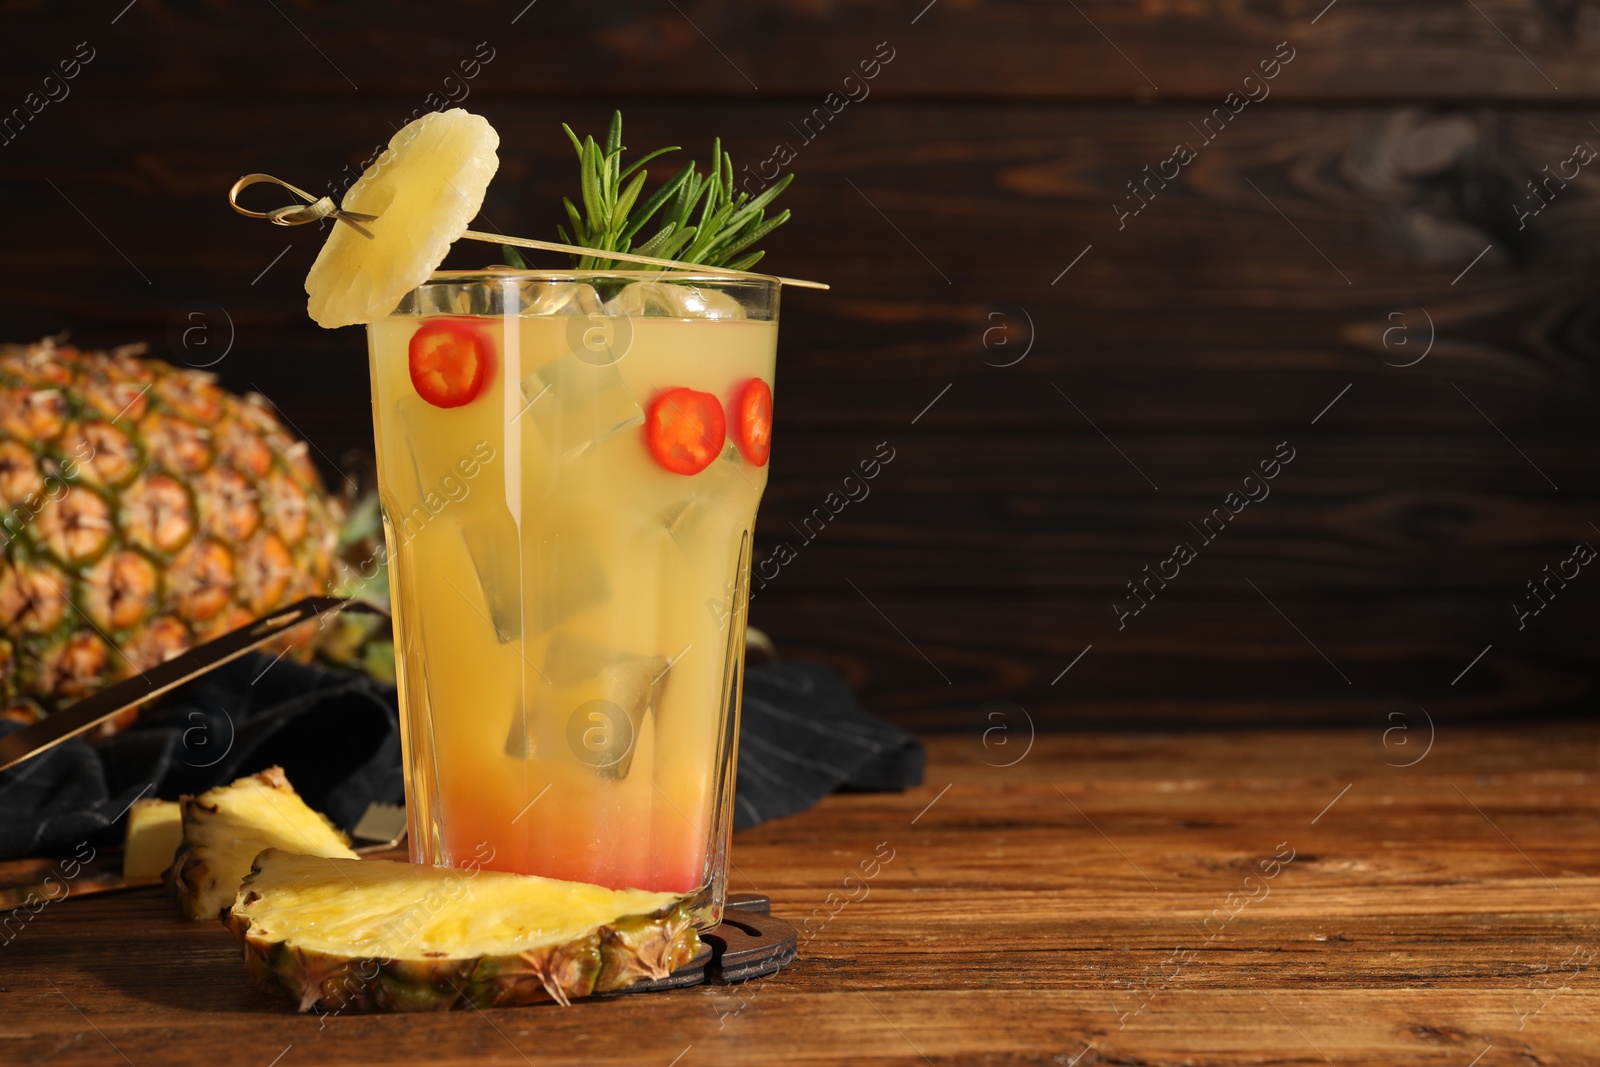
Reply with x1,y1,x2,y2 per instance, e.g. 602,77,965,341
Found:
0,597,386,775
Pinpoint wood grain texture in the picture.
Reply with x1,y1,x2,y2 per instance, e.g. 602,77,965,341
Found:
747,591,1600,729
4,0,1600,101
2,727,1597,1066
0,14,1597,727
11,101,1600,281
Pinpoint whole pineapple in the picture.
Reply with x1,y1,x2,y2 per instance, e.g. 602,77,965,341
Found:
0,338,344,726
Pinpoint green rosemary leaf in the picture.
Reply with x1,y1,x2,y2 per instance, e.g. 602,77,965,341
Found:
604,110,622,157
710,195,790,255
665,170,703,231
631,222,679,259
683,208,727,262
502,244,528,268
621,162,694,244
655,225,698,260
555,114,794,271
620,145,680,182
722,173,794,233
602,147,623,208
705,209,790,264
696,138,724,235
723,250,765,272
612,169,647,232
579,139,603,229
561,123,583,159
563,198,586,244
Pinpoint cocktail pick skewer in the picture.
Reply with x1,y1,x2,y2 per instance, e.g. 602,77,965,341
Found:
463,231,828,290
228,174,378,239
228,173,829,291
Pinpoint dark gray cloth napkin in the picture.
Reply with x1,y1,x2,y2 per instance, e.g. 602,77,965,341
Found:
0,654,922,861
734,660,924,829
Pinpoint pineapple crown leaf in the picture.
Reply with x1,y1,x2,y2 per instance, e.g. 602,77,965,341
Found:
510,111,794,272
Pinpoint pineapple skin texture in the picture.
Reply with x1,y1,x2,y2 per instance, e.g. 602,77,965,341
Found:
226,850,701,1013
167,767,357,920
0,339,343,729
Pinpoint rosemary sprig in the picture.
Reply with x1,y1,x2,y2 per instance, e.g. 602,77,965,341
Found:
503,110,794,273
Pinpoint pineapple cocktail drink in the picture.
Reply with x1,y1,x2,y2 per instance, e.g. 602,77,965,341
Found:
251,105,810,933
369,274,776,922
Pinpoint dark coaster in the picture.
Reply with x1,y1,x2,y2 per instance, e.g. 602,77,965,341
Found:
610,892,797,994
706,894,800,983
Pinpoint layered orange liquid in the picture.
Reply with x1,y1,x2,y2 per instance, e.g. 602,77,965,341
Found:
369,289,774,896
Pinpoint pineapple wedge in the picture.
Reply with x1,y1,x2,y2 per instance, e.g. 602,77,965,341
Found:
167,767,357,920
305,108,499,328
122,799,182,884
227,850,699,1013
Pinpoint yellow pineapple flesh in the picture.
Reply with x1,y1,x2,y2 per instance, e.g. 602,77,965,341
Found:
227,849,698,1013
168,767,357,920
122,798,182,884
0,338,344,730
305,108,499,328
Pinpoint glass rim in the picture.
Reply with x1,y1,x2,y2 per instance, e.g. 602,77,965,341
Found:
422,268,782,289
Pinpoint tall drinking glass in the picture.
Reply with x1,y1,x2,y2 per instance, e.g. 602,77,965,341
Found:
366,271,778,929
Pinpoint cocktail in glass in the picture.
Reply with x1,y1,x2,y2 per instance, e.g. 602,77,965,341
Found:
367,271,777,929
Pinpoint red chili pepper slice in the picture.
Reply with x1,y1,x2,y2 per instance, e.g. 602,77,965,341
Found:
645,387,726,475
732,378,772,467
408,318,494,409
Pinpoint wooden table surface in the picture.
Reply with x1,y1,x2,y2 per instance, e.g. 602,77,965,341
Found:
4,723,1598,1067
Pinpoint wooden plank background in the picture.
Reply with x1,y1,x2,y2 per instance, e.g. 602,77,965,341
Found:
1,1,1597,731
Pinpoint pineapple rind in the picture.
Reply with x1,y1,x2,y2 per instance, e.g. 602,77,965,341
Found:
167,767,357,920
596,907,700,991
227,850,698,1012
